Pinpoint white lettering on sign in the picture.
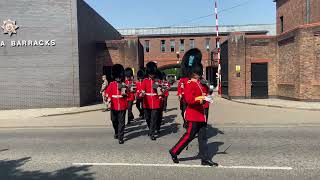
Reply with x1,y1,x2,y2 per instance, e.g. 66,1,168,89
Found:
1,40,57,47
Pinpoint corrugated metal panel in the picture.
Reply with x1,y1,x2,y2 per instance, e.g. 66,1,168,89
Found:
118,24,276,36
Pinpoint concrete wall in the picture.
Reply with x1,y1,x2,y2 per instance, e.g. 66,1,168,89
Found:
76,0,122,106
0,0,80,109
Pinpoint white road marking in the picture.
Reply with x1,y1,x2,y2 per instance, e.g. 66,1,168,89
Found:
72,163,293,170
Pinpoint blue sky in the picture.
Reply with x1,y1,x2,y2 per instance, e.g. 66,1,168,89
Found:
84,0,276,28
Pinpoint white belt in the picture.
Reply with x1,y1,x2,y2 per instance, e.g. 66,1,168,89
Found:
145,93,157,96
112,95,123,98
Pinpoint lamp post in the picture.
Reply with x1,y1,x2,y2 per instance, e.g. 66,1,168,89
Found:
176,51,180,64
206,45,210,82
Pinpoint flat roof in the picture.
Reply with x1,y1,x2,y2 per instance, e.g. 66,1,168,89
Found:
117,24,276,37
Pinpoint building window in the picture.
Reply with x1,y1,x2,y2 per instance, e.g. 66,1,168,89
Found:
190,39,195,49
145,40,150,53
205,38,211,50
161,40,166,52
280,16,284,33
170,40,175,52
180,39,185,52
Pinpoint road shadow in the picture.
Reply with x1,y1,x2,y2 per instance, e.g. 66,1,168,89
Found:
179,141,225,162
207,125,224,140
178,126,225,162
157,123,179,138
164,108,178,113
124,114,178,141
0,149,9,153
0,157,94,180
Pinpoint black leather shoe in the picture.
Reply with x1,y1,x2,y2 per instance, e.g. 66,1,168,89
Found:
169,150,179,164
150,135,156,141
114,134,118,139
201,160,218,167
119,140,124,144
183,122,188,129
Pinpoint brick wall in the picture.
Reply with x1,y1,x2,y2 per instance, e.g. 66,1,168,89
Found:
77,0,122,106
224,25,320,101
227,33,247,98
276,0,320,34
95,38,143,101
138,35,227,68
246,36,277,97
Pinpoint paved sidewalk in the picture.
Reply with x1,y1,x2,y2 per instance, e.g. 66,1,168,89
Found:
1,93,320,128
232,98,320,111
0,104,105,120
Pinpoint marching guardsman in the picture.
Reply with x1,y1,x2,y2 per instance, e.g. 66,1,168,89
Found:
162,72,170,112
200,77,214,121
135,70,145,119
169,48,217,166
141,62,162,141
105,64,128,144
125,68,136,125
177,76,188,128
169,63,217,166
178,49,202,129
155,70,165,135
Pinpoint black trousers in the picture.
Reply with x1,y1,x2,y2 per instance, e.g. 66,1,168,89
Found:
157,106,163,131
136,98,144,117
111,110,126,140
163,97,168,111
170,121,209,161
127,101,134,123
205,108,209,123
180,102,187,125
144,108,159,135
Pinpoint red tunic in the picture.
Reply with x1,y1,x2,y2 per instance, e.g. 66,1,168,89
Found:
135,81,143,99
105,81,128,111
177,77,189,103
141,78,162,109
202,83,210,109
125,79,136,102
184,80,207,122
163,81,170,97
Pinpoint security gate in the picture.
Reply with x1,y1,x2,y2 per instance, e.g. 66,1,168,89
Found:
251,63,268,98
221,41,229,97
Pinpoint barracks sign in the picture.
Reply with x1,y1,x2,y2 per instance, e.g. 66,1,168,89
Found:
0,19,56,47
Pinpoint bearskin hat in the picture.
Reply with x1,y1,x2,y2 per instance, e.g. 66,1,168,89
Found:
125,67,134,77
112,64,125,80
146,61,158,75
181,48,202,78
191,62,203,77
155,70,164,81
137,69,145,79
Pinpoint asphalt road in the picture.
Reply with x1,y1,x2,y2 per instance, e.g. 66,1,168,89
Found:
1,95,320,180
1,122,320,180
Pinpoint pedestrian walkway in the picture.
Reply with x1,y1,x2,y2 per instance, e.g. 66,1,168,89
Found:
0,104,105,120
232,98,320,111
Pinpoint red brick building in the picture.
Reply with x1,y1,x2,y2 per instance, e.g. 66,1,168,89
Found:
222,0,320,101
118,25,275,84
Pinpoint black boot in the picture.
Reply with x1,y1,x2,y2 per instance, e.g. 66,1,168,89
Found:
150,134,156,141
201,160,218,167
169,150,179,164
119,139,124,144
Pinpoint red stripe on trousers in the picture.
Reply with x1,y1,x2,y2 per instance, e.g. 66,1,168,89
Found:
172,122,192,154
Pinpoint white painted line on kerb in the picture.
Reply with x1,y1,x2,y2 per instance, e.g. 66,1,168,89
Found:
72,163,293,170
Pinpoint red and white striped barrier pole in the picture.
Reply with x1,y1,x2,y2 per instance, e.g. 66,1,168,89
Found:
215,1,222,95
